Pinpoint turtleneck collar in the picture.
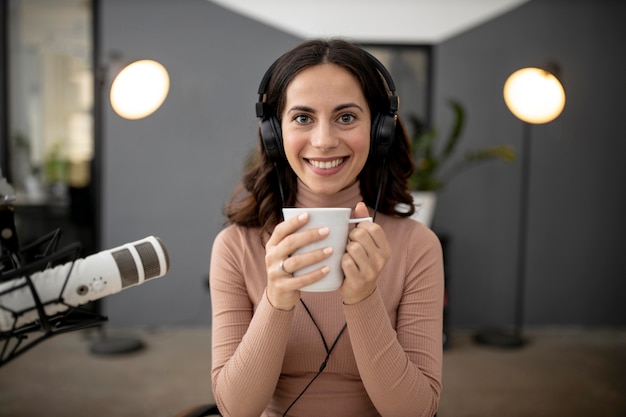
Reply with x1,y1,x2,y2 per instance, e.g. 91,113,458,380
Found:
294,179,363,210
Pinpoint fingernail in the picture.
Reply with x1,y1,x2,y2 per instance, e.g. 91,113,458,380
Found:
319,227,329,236
323,246,333,255
321,266,330,274
298,212,308,221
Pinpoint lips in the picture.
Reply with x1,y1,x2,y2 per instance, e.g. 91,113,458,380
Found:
306,158,345,169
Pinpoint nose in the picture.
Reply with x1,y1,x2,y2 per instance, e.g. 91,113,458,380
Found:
310,121,339,150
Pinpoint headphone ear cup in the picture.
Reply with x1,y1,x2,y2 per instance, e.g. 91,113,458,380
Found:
260,116,285,162
371,113,397,157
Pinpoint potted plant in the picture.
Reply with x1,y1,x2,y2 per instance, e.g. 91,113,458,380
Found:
407,99,516,226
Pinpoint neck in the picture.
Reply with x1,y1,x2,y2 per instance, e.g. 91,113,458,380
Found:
294,180,362,209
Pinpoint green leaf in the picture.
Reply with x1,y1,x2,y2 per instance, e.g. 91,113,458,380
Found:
463,145,516,163
407,99,517,191
441,100,465,159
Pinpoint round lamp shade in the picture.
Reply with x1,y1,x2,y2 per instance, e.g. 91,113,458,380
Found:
503,67,565,124
110,59,170,120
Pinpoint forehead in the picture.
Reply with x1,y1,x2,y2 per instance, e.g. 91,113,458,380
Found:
284,63,366,104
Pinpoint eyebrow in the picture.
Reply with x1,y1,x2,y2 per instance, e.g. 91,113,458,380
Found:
286,103,365,114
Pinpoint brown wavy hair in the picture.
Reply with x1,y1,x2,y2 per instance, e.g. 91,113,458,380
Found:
224,39,415,234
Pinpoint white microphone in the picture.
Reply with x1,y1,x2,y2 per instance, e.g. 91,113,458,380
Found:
0,236,170,332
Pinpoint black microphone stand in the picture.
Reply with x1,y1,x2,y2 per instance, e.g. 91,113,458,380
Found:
0,226,108,367
0,176,110,366
0,173,144,363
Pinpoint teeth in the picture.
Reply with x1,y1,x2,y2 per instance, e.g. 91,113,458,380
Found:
309,158,344,169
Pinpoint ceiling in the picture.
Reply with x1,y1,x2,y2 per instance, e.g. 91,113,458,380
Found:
208,0,530,44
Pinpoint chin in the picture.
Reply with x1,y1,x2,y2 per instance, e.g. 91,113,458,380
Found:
305,179,355,195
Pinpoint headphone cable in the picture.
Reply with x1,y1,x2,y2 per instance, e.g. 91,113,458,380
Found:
372,158,387,222
281,300,347,417
274,161,286,207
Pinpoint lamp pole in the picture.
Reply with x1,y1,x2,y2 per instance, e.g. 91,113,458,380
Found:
474,121,530,348
475,66,565,349
513,121,531,342
89,50,170,356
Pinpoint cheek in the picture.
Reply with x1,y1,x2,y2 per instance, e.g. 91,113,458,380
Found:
281,129,305,159
353,135,370,153
348,128,371,160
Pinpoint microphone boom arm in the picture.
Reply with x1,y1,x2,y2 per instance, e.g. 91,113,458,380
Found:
0,230,107,367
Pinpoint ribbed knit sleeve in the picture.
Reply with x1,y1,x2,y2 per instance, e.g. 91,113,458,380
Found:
343,223,443,417
210,226,294,417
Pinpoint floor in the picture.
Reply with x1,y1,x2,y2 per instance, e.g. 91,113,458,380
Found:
0,326,625,417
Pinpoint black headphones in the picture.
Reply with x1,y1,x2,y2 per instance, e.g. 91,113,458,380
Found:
255,49,399,163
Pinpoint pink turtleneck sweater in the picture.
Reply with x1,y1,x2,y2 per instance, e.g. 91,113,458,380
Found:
210,181,443,417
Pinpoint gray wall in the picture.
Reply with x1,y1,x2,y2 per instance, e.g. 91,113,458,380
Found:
99,0,301,326
432,0,626,328
101,0,626,329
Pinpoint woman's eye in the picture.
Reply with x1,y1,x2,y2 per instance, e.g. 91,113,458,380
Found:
338,113,356,124
294,114,311,124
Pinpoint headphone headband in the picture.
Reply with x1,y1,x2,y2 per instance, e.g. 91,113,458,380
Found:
256,59,278,118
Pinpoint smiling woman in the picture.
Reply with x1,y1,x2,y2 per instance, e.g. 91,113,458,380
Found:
209,39,444,417
280,63,371,195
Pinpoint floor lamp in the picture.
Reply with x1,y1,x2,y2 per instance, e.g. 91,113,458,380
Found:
90,57,170,355
475,66,566,348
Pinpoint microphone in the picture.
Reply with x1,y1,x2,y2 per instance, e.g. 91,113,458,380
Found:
0,236,170,332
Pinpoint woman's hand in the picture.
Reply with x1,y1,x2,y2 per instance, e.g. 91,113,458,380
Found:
340,202,391,304
265,212,334,310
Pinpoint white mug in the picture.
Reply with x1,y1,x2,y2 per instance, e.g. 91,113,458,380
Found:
282,207,373,292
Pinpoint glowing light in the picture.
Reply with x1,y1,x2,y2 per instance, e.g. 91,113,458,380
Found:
503,67,565,124
110,60,170,120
